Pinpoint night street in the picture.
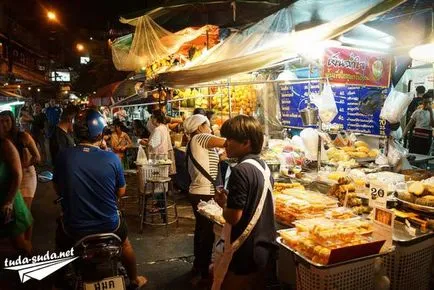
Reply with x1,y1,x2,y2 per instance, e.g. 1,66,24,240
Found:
0,171,198,290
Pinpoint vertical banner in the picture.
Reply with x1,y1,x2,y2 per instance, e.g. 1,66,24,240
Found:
323,47,392,88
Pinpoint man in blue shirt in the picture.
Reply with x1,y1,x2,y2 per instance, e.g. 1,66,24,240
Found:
54,109,147,288
44,99,62,138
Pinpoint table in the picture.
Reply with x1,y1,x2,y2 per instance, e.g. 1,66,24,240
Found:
408,153,434,168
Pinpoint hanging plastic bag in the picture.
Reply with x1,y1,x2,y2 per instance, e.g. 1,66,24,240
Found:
380,89,413,124
136,145,148,165
311,79,338,124
387,139,408,167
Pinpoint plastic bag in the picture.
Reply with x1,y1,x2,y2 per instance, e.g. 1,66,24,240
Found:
136,145,148,165
387,139,408,167
380,89,413,124
311,79,338,124
300,128,327,161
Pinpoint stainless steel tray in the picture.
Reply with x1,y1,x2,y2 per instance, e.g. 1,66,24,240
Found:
396,197,434,214
276,236,388,269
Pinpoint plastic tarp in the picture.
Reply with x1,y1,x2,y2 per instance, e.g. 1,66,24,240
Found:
111,15,213,71
156,0,405,88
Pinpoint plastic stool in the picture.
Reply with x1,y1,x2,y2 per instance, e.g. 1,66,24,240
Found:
139,176,178,235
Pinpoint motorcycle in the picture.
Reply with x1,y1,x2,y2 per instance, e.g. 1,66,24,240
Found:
38,171,133,290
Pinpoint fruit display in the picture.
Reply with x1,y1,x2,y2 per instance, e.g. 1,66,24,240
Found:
280,217,374,265
210,85,257,115
174,88,209,108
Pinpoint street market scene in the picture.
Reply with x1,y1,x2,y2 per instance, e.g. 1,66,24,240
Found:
0,0,434,289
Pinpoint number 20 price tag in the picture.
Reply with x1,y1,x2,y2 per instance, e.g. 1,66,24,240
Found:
369,180,388,209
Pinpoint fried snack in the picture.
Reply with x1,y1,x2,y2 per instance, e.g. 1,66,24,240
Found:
397,191,416,203
415,196,434,207
357,146,370,153
355,141,369,148
409,182,425,196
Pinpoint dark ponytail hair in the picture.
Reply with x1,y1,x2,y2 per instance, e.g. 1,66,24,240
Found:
0,110,24,157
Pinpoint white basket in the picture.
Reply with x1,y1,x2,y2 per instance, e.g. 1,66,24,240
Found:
295,258,376,290
383,237,434,290
137,164,170,194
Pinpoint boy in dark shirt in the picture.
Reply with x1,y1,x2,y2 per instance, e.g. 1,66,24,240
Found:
215,115,277,289
49,106,76,163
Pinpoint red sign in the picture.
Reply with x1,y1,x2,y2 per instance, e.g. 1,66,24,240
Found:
323,47,391,88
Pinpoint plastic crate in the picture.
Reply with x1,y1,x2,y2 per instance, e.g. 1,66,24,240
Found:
277,238,379,290
295,257,377,290
384,237,434,290
137,164,170,194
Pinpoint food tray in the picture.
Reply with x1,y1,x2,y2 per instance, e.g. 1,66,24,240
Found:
277,234,385,268
396,197,434,214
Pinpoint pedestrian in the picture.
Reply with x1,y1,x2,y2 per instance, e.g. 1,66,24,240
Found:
147,109,176,175
403,90,434,155
111,119,133,168
31,103,48,163
19,106,33,133
0,111,40,216
45,99,62,138
183,114,226,286
405,85,426,147
214,115,277,290
49,106,76,162
0,113,33,255
53,109,147,288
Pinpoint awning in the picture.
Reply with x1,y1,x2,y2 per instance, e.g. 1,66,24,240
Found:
89,80,141,106
156,0,405,88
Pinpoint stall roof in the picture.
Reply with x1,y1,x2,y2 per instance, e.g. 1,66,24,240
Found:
155,0,405,88
120,0,293,30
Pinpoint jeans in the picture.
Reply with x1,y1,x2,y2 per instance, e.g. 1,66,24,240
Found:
189,194,215,278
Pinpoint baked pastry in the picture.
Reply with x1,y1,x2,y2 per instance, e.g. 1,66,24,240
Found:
397,191,415,203
415,196,434,207
409,182,425,196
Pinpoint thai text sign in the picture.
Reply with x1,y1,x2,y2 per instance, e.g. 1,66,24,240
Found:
323,47,391,88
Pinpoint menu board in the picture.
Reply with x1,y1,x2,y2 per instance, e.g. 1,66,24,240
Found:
279,82,390,136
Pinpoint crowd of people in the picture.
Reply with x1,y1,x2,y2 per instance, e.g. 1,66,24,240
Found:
0,98,278,290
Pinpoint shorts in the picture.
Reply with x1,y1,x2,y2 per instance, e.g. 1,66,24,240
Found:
20,166,37,198
55,212,128,250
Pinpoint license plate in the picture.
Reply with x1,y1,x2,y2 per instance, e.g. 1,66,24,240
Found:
83,276,125,290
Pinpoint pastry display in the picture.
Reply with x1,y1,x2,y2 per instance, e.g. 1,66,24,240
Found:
273,182,305,194
400,169,433,181
280,217,374,265
275,189,338,225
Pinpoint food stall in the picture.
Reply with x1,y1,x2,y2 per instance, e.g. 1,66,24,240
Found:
110,0,434,288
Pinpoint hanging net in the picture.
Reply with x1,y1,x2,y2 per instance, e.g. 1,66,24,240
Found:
111,15,212,71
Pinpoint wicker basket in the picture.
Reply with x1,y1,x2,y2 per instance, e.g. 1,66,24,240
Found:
137,164,170,194
383,237,434,290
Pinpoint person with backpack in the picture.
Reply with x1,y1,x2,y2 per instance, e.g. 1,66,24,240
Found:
183,114,226,286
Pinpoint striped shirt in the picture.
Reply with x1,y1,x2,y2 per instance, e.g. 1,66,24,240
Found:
188,134,219,195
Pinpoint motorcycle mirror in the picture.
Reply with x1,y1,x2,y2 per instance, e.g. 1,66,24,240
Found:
38,171,53,183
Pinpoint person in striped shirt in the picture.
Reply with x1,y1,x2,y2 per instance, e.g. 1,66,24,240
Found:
184,114,226,286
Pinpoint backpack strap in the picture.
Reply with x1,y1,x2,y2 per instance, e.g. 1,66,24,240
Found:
186,141,220,191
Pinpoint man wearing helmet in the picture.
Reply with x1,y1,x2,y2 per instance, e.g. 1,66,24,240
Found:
53,109,147,288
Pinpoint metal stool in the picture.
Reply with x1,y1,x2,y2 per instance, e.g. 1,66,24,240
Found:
139,176,178,235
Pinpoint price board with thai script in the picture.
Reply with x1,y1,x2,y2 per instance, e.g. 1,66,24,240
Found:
279,82,390,136
323,47,392,88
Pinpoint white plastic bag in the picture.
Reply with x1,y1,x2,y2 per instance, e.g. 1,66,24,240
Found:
380,89,413,124
387,139,408,167
300,128,327,161
136,145,148,165
311,79,338,124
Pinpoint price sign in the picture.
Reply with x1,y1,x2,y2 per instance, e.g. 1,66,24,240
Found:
372,207,395,251
369,180,388,208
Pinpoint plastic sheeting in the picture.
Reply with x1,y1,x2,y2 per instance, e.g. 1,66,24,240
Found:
111,15,212,71
156,0,405,88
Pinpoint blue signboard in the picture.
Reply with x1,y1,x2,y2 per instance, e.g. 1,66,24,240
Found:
279,82,390,136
